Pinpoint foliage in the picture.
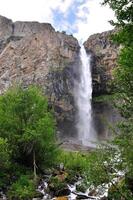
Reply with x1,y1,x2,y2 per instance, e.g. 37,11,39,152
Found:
0,171,10,190
57,150,89,173
112,26,133,184
58,149,115,186
76,183,87,193
0,138,11,189
85,147,112,186
85,143,125,186
93,94,116,103
0,158,31,190
101,0,133,198
103,0,133,163
0,138,10,170
0,85,58,170
102,0,133,26
112,24,133,45
49,176,67,193
82,145,132,199
113,35,133,118
57,151,91,186
108,178,133,200
114,120,133,178
7,175,37,200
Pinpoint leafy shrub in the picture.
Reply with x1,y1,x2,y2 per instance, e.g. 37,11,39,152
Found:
8,175,37,200
49,176,67,193
57,150,89,173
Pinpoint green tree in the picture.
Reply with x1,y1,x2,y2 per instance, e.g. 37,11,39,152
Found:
103,0,133,176
102,0,133,25
0,86,58,179
112,26,133,180
79,1,133,199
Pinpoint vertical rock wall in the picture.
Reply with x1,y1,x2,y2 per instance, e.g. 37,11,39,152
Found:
84,29,121,140
0,15,80,137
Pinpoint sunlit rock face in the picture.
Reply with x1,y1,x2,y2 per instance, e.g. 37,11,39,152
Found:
0,15,80,135
84,29,120,96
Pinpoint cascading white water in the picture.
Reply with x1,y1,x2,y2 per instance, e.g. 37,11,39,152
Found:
75,45,97,146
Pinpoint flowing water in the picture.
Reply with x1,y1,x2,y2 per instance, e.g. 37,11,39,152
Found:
61,45,118,149
75,45,97,147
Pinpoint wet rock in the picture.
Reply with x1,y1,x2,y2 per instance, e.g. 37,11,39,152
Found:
88,189,97,196
66,171,80,185
48,175,68,197
38,180,48,194
75,192,90,199
59,163,64,171
76,184,87,193
100,196,108,200
43,168,53,176
55,188,71,197
0,191,6,200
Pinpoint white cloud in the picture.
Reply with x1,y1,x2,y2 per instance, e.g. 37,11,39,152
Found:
0,0,115,42
0,0,74,23
0,0,53,22
74,0,115,42
57,0,75,14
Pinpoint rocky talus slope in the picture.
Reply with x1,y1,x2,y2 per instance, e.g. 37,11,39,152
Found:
0,15,80,135
84,29,120,96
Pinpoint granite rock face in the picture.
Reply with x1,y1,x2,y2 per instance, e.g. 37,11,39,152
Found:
84,29,120,96
0,15,80,135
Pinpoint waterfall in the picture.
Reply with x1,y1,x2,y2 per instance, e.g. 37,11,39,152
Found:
75,45,97,146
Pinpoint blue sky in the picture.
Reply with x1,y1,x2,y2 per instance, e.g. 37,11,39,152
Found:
52,0,88,35
0,0,115,41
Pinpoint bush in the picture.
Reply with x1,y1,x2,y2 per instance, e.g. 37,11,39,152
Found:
57,150,89,173
8,175,37,200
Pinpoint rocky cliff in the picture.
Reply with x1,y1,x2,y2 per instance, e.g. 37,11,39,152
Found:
0,15,80,136
84,29,120,96
0,15,121,142
84,30,121,140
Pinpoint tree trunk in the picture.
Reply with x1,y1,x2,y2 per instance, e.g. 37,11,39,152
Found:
33,150,37,182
